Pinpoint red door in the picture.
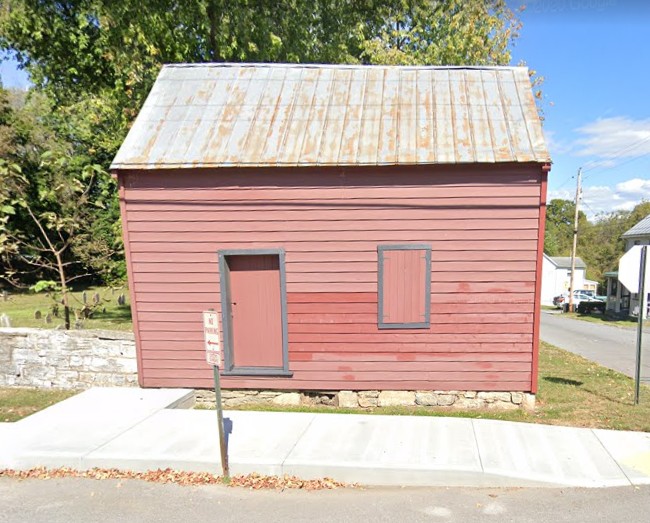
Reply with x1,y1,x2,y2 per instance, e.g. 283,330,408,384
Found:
226,255,283,368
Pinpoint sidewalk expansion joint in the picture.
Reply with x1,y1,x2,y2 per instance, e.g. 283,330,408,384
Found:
279,413,317,474
470,419,485,474
590,429,633,487
80,408,170,462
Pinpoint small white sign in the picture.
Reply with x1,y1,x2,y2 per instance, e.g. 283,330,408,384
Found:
619,245,650,293
203,311,221,367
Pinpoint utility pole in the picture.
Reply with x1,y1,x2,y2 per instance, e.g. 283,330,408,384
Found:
568,167,583,313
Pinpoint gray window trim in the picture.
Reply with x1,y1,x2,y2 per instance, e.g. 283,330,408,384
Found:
377,244,431,329
218,248,292,377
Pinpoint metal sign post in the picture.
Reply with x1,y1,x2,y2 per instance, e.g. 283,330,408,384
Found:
635,247,647,405
203,310,229,478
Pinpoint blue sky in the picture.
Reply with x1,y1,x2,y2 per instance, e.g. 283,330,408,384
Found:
2,1,650,218
510,0,650,217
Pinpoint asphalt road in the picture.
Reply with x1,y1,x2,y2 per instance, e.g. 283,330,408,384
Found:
1,477,649,523
540,311,650,380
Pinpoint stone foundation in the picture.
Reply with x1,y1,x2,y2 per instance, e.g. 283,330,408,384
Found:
195,389,536,410
0,328,138,389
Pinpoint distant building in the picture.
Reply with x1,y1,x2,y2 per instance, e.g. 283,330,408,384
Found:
541,254,597,306
606,214,650,317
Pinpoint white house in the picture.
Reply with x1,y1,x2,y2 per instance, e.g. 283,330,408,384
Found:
606,214,650,317
541,254,597,306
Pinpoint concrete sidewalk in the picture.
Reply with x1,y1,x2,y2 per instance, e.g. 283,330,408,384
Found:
2,388,650,488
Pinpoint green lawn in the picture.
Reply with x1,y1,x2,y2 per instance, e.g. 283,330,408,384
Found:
0,388,77,422
4,339,649,431
0,286,132,331
202,342,650,432
559,311,639,329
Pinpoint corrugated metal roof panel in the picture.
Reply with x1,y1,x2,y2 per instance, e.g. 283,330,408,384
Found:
111,62,551,170
622,215,650,238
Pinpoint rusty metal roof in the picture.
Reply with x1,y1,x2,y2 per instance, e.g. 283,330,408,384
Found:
110,63,550,170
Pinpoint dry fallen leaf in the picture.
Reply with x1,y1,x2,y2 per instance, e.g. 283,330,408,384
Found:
0,467,352,491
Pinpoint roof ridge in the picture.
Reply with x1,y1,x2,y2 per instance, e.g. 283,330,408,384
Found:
161,62,527,72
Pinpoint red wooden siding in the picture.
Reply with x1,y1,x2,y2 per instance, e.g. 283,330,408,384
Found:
118,164,544,391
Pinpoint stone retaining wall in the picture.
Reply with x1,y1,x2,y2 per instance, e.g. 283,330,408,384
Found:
0,327,536,410
0,328,138,389
195,389,536,410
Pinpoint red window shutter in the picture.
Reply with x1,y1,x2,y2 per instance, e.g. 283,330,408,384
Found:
380,247,430,328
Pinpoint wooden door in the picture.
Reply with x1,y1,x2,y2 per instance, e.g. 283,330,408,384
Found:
226,255,283,368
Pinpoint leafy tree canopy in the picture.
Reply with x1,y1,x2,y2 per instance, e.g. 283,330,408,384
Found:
1,1,520,103
0,0,523,288
546,199,650,286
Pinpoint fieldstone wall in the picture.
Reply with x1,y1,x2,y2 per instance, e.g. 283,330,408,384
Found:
0,328,137,389
0,326,535,409
195,389,536,411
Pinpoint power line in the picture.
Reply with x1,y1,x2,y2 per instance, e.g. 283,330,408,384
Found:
583,151,650,182
581,199,599,218
553,173,575,192
582,134,650,176
550,134,650,198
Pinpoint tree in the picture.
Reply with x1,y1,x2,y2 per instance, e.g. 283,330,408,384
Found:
1,1,523,107
0,0,526,289
0,153,109,328
0,86,116,327
579,201,650,284
544,199,588,257
0,82,14,158
361,0,520,66
545,200,650,286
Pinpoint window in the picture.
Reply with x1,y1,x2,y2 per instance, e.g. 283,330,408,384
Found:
378,245,431,329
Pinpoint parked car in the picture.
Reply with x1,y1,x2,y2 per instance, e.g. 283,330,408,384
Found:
553,291,604,312
552,294,566,308
576,299,606,314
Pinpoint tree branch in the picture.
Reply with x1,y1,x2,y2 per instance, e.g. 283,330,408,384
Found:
25,206,57,254
11,235,52,253
66,273,93,284
17,254,57,270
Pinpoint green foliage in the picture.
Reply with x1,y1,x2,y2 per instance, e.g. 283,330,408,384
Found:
545,199,573,256
0,144,116,327
1,0,525,290
360,0,520,66
579,201,650,284
545,199,650,286
544,199,587,257
29,280,59,293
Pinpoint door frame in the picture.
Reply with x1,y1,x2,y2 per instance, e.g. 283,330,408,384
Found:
218,248,292,377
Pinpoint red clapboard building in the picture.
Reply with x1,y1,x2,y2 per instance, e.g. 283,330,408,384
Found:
111,63,550,394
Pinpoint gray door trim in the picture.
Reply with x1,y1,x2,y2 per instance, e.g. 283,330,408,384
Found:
218,248,292,377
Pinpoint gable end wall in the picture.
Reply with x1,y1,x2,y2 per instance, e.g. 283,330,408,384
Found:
118,164,546,392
